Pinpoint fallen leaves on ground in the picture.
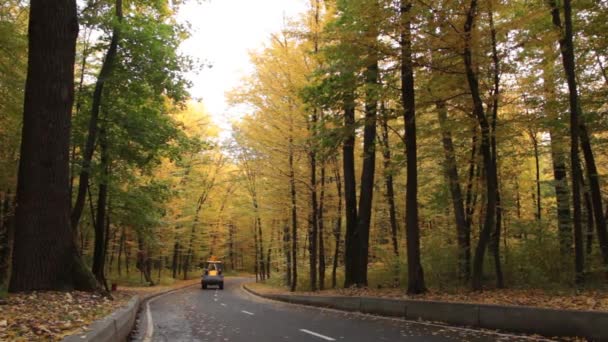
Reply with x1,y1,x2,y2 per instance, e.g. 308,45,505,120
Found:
248,283,608,312
0,278,199,341
117,278,199,297
0,290,132,341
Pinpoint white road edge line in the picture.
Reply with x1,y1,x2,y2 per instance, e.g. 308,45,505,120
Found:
143,284,197,342
299,329,336,341
241,310,255,315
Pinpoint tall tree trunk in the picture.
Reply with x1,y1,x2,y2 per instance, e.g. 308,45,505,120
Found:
289,131,298,291
579,125,608,270
464,127,479,231
255,200,265,281
332,162,342,289
318,164,326,290
136,235,154,285
267,225,274,279
0,192,14,292
343,90,358,288
380,103,399,258
437,101,469,281
549,0,585,283
253,223,259,282
580,174,594,256
116,226,125,275
544,42,573,258
283,221,292,286
401,0,425,294
71,0,122,231
530,131,542,221
172,241,179,279
464,0,498,291
308,112,318,291
488,4,504,289
10,0,97,292
92,124,109,291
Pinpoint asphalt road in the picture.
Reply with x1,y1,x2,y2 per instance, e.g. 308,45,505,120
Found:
131,277,548,342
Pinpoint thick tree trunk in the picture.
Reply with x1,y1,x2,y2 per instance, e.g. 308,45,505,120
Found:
71,0,122,231
10,0,97,292
549,0,585,283
401,0,425,294
352,60,378,288
436,101,469,281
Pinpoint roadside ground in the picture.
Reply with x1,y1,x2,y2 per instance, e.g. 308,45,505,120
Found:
0,278,199,341
247,282,608,312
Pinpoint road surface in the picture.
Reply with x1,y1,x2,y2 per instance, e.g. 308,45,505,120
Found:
131,277,547,342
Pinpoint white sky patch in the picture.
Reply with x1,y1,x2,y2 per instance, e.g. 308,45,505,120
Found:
177,0,309,136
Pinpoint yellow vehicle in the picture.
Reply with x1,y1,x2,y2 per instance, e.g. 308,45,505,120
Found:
201,259,224,290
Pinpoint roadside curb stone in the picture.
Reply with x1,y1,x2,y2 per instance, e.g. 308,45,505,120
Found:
61,281,198,342
243,283,607,340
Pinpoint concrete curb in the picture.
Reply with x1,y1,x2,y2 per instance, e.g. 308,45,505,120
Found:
61,296,141,342
61,281,199,342
243,284,607,341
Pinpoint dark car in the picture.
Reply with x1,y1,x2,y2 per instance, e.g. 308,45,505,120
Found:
201,260,224,290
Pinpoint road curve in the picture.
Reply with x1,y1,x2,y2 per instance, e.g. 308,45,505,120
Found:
130,277,546,342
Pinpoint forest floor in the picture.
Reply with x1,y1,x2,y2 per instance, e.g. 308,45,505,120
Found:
247,282,608,312
0,278,199,341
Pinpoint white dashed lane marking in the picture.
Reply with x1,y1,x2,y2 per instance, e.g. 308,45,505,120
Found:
241,310,254,315
299,329,336,341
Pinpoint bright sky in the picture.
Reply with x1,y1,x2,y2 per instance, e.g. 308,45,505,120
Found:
177,0,309,134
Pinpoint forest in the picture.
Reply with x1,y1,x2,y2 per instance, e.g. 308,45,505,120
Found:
0,0,607,298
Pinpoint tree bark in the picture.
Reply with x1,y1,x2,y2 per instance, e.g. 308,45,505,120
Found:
289,130,298,291
71,0,122,231
318,164,326,290
380,104,399,258
544,43,573,258
488,4,504,289
332,162,342,289
401,0,425,294
92,123,109,291
436,101,469,281
464,0,498,291
579,124,608,270
308,110,318,291
343,90,358,288
10,0,97,292
549,0,585,283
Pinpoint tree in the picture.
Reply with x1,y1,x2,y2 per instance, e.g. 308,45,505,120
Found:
401,0,425,294
10,0,97,291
